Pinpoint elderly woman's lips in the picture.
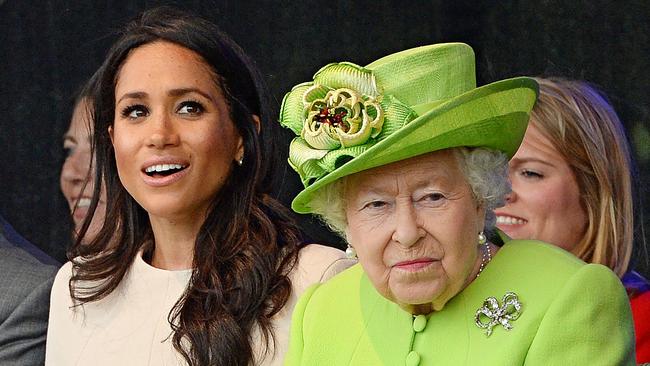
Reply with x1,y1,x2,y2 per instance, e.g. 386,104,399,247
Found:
393,258,435,271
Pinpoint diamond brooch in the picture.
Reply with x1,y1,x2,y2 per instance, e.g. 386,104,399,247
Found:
475,292,522,337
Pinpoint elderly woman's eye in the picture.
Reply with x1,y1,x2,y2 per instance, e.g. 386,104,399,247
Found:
363,200,387,210
422,193,445,202
177,101,204,115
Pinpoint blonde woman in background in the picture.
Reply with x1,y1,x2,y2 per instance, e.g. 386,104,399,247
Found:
495,77,649,363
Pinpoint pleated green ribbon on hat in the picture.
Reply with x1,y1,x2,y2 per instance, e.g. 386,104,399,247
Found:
280,62,417,187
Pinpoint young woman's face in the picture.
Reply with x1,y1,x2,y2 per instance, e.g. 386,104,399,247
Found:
60,98,107,243
110,41,243,224
495,123,588,251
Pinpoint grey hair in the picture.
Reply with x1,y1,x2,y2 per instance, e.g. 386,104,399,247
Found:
309,147,511,239
309,178,349,238
453,147,510,231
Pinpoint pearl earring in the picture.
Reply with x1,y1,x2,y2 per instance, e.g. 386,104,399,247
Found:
345,245,357,259
476,231,492,277
478,231,487,245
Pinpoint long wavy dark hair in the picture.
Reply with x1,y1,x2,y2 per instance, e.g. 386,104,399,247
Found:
68,7,301,365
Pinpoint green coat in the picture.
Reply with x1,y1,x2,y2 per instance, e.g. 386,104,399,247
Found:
285,240,635,365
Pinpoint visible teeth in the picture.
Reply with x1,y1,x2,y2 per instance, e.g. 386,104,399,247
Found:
496,216,526,225
145,164,185,173
77,198,91,208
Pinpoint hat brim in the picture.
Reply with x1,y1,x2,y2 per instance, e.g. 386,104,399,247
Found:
291,76,538,213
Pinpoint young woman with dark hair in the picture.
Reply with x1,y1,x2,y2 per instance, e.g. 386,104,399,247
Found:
60,72,108,245
46,7,351,366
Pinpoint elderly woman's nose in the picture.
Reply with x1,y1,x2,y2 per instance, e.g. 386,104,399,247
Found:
147,113,180,148
391,203,424,247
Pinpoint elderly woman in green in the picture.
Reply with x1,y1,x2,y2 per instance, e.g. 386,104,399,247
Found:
280,43,635,365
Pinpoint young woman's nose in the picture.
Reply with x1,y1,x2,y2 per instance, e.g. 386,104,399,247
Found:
504,188,517,204
147,113,180,149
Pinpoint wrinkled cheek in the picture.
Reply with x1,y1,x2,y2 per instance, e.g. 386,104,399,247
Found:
370,268,393,300
442,252,481,291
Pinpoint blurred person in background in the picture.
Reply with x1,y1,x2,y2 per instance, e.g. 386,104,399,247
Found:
60,73,107,245
496,77,649,363
0,215,58,364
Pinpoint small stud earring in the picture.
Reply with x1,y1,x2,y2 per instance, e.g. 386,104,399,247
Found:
478,231,487,245
237,156,244,166
345,245,357,259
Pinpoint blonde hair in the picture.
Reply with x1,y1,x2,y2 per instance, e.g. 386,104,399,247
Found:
531,77,634,277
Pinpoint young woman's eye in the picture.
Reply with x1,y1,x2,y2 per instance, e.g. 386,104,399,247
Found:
521,169,543,179
120,104,148,119
177,101,204,115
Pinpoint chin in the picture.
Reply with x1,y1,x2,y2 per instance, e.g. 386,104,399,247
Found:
496,225,525,240
143,206,188,219
143,200,209,222
390,285,444,310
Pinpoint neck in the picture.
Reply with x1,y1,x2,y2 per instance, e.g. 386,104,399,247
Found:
469,242,498,280
409,303,433,315
148,213,203,270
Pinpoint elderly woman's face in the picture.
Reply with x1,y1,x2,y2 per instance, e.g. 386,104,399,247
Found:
345,150,485,314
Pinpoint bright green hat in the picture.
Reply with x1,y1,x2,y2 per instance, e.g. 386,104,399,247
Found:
280,43,538,214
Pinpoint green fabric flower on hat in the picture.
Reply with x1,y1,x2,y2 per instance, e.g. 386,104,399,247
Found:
280,62,417,187
302,87,384,149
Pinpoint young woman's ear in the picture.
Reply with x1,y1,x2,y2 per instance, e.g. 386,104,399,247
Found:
234,115,260,165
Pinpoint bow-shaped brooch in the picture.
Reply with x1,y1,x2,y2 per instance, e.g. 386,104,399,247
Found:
474,292,522,337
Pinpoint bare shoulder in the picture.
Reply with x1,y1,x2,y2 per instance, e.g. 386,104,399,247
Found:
291,244,356,294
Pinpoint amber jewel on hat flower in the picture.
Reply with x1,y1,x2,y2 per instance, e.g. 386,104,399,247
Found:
302,87,384,149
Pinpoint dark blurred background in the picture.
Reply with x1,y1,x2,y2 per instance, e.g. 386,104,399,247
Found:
1,0,648,277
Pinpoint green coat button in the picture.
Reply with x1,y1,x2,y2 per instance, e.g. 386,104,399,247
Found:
406,350,421,366
413,314,427,332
